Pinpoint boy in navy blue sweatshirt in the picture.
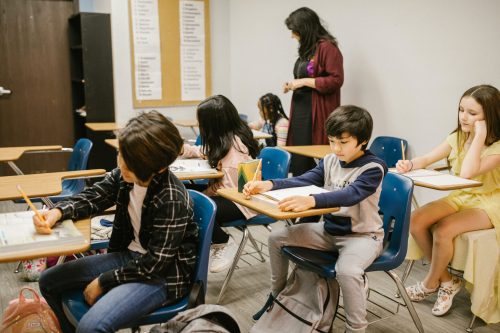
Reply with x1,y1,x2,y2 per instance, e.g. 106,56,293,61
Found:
245,105,387,333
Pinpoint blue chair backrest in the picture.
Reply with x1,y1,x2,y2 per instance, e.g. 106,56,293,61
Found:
369,136,408,168
187,190,216,291
62,138,93,194
378,172,413,266
195,135,202,146
258,147,291,181
238,113,248,123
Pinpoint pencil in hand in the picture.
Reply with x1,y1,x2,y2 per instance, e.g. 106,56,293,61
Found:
245,159,262,200
16,185,52,234
401,140,406,161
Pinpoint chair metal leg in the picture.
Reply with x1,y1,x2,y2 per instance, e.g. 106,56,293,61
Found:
247,230,265,262
395,259,415,298
13,261,22,273
216,228,249,304
386,270,425,333
465,315,476,333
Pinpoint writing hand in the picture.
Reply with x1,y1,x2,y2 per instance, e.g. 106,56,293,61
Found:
243,180,272,199
396,160,412,173
278,195,315,212
84,278,103,306
33,209,61,234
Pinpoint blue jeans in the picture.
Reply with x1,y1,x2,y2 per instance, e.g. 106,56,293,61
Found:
39,251,169,333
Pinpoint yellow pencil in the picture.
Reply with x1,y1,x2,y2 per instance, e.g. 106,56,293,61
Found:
16,185,46,224
401,140,406,161
252,159,262,182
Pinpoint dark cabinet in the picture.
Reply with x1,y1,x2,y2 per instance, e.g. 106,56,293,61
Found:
68,13,116,171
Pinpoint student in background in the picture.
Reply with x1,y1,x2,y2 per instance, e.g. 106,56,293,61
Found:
181,95,260,273
283,7,344,176
249,93,289,147
397,85,500,317
245,106,387,333
35,111,198,333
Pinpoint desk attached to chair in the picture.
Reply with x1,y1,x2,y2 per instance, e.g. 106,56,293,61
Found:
0,145,64,175
217,188,339,221
0,169,106,201
282,145,331,160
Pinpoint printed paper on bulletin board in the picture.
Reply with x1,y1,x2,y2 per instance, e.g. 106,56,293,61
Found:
129,0,211,107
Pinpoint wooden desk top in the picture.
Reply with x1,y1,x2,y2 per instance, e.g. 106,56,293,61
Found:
0,218,90,263
0,145,63,162
174,119,198,127
0,169,106,201
252,129,273,140
105,138,119,149
389,169,483,191
217,188,339,220
282,145,331,159
85,122,123,131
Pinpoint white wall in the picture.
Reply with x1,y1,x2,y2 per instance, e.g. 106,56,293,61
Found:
109,0,500,203
110,0,230,139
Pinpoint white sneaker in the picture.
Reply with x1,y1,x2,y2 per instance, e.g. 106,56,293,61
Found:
209,236,238,273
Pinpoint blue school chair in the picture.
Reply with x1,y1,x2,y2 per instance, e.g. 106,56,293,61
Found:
238,113,248,123
216,147,291,304
281,173,424,333
369,136,408,168
60,190,217,331
16,138,93,204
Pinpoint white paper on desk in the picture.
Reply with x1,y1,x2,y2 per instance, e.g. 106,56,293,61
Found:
170,159,217,174
257,185,329,202
413,174,481,187
0,211,84,254
389,168,442,177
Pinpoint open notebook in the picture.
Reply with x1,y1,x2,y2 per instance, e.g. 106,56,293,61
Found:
389,168,482,189
169,159,218,175
0,211,86,256
253,185,329,206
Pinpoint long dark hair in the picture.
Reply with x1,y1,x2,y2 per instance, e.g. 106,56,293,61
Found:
259,93,288,145
285,7,337,60
454,85,500,154
197,95,259,167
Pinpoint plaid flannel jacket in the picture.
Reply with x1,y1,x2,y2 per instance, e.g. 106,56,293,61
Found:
55,168,198,300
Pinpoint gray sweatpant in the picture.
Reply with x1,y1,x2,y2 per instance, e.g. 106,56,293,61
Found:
268,222,383,333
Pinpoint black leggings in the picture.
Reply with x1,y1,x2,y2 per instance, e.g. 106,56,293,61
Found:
210,196,245,244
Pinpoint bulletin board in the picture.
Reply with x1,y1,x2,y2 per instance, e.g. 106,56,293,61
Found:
129,0,211,107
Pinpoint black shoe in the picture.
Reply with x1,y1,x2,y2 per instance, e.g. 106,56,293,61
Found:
252,293,275,321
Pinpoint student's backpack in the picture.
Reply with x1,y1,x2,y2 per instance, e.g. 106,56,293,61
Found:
250,267,340,333
149,304,240,333
0,287,61,333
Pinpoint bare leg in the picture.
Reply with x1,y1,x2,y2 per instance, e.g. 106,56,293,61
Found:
423,208,492,288
410,200,456,289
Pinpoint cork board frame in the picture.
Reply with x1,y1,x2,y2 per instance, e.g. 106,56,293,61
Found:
129,0,211,107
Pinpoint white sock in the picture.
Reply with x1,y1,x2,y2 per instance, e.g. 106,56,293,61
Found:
421,282,438,292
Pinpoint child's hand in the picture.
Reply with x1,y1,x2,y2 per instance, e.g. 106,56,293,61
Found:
83,278,103,306
243,180,273,199
396,160,413,173
473,120,487,141
278,195,315,212
33,209,61,234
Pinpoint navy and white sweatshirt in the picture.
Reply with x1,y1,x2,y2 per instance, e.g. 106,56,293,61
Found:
272,150,388,236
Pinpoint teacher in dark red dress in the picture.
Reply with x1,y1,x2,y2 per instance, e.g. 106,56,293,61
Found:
284,7,344,176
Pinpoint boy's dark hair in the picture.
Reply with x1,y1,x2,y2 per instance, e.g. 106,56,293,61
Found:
325,105,373,150
117,110,183,182
197,95,259,168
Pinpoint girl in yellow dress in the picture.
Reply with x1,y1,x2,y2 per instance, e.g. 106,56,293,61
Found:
396,84,500,317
